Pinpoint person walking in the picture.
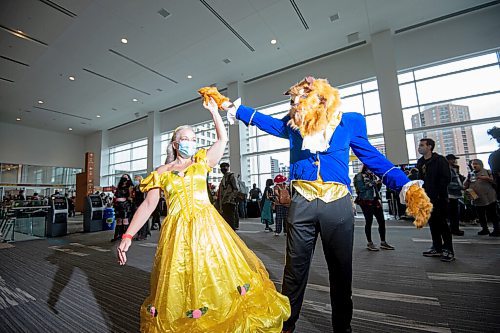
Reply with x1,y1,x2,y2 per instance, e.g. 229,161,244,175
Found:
218,162,240,230
487,126,500,199
132,175,149,240
248,183,262,218
417,139,455,262
354,165,395,251
261,179,275,232
111,174,133,242
273,175,291,236
446,154,465,236
237,174,248,219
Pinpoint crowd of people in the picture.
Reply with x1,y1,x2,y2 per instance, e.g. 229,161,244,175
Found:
2,190,76,217
112,78,499,333
352,133,500,263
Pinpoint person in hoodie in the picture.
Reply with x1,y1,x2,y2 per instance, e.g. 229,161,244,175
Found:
416,138,455,262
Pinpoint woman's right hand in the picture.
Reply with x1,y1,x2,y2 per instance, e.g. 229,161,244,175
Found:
203,98,219,115
117,238,132,265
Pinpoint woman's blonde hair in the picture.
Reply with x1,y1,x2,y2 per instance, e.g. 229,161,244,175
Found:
165,125,194,164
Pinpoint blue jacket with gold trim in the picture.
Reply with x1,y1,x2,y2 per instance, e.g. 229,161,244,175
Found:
236,105,410,192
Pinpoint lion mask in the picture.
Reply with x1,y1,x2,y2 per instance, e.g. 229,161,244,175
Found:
285,76,341,138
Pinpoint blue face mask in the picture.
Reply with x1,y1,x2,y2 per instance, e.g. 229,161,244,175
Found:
177,140,197,158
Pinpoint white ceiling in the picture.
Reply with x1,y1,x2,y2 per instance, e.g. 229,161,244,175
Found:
0,0,495,135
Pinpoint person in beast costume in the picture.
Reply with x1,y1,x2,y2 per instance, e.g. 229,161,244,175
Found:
199,78,432,332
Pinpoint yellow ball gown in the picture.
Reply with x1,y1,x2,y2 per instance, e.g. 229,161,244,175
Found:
139,149,290,332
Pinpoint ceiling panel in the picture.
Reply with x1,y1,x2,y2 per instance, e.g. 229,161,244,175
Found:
0,0,496,135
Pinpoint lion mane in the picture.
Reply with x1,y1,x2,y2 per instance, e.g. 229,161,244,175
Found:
286,77,341,137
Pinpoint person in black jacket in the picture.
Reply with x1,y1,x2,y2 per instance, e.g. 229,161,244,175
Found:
487,126,500,199
416,138,455,262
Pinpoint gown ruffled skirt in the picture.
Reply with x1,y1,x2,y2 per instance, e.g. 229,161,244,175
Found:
139,150,290,332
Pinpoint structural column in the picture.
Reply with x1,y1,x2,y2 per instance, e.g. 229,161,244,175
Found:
371,29,409,164
226,81,244,176
99,130,109,187
147,110,161,173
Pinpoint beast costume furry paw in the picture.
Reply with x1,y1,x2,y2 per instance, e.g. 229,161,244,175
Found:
404,184,433,228
198,87,229,109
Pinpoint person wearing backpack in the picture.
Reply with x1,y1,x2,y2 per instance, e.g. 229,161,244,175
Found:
219,162,240,230
446,154,465,236
273,174,291,236
353,165,395,251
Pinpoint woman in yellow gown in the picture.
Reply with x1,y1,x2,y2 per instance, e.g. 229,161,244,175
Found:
117,98,290,332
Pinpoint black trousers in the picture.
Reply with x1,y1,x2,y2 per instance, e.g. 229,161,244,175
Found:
359,203,386,243
282,193,354,332
428,199,454,253
476,202,500,231
221,203,238,230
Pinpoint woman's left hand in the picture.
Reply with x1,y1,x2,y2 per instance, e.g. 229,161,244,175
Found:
203,98,219,115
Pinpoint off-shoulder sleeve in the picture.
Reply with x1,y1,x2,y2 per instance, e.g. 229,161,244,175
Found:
140,171,163,192
193,149,212,173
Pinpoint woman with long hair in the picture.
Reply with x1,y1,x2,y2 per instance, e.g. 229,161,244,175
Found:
117,98,290,332
111,173,133,241
261,178,275,232
354,165,395,251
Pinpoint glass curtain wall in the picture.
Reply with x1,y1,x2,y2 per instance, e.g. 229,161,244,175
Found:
0,163,82,199
105,138,148,186
399,49,500,173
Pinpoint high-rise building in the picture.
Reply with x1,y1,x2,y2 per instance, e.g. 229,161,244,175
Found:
270,157,280,179
352,143,386,174
411,104,476,172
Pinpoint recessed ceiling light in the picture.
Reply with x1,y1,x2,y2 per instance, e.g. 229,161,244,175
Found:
347,32,359,43
121,38,128,44
132,98,138,102
16,117,21,121
68,127,73,131
96,115,101,118
38,100,44,104
157,8,171,18
271,39,277,44
69,76,75,81
330,13,340,22
187,75,192,79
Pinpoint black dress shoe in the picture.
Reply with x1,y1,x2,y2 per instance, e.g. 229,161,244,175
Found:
422,249,442,257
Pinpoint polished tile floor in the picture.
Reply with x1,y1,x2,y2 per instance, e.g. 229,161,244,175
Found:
0,217,499,332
